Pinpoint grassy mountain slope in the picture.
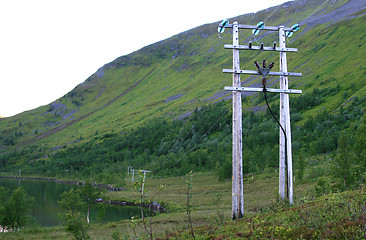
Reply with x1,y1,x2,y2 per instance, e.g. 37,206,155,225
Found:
0,0,365,174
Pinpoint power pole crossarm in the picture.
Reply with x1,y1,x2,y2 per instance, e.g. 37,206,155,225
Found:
224,44,297,52
223,69,302,77
225,24,293,31
224,86,302,94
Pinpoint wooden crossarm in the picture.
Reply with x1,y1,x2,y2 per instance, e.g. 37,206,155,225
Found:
225,24,292,31
224,44,297,52
224,86,302,94
223,69,302,77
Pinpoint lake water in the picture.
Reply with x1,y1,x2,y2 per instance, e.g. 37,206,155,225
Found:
0,177,141,226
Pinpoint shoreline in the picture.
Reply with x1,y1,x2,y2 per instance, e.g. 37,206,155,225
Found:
0,175,123,191
0,176,165,212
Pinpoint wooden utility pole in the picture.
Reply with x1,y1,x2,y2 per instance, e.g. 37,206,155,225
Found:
132,169,136,182
140,170,151,195
278,26,294,202
127,166,132,176
223,22,302,212
231,22,244,220
131,169,151,195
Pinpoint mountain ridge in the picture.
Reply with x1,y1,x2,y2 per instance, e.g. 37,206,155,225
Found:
0,0,365,175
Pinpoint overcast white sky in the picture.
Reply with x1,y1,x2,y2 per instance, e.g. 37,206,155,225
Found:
0,0,290,117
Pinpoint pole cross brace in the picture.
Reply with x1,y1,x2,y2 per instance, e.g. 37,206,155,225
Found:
225,24,292,31
223,69,302,77
225,44,297,52
224,86,302,94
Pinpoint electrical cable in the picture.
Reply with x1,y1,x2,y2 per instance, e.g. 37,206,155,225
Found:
249,0,333,195
287,0,331,44
247,3,281,43
264,4,281,23
255,2,336,188
248,0,332,45
254,59,289,197
299,0,331,24
262,83,289,198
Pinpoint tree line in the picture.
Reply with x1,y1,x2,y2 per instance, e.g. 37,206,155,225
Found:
0,87,365,191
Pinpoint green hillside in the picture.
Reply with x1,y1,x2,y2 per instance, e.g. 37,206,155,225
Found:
0,0,365,183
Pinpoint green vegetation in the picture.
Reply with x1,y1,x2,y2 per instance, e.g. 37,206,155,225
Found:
0,94,364,184
62,211,90,240
0,172,307,239
0,0,365,238
0,171,364,239
0,187,34,231
58,183,103,239
168,185,366,239
1,1,365,155
79,182,103,224
130,170,165,239
332,115,366,190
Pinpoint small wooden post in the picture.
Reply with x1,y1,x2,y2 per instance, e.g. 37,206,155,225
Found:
231,22,244,219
